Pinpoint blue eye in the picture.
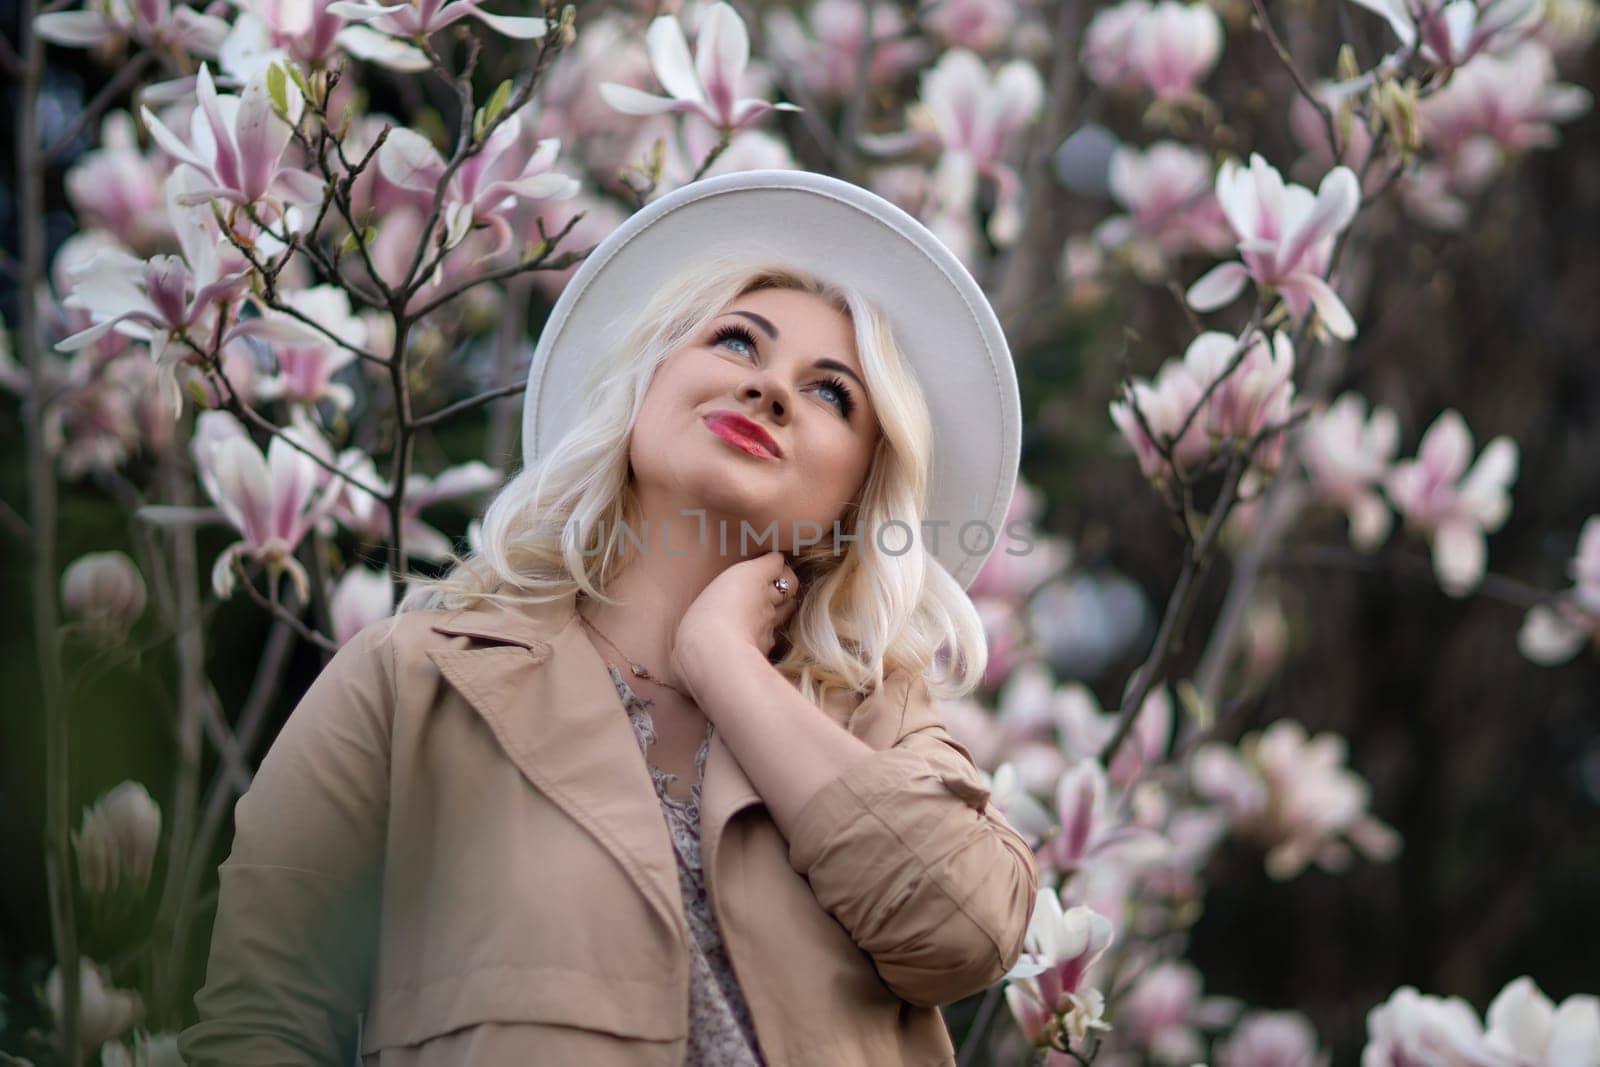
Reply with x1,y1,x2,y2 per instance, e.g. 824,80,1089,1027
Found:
711,324,758,355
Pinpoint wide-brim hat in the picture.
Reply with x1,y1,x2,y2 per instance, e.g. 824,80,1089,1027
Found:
522,169,1020,590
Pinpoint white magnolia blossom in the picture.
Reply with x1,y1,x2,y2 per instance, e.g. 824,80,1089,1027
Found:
1386,408,1519,597
1517,516,1600,664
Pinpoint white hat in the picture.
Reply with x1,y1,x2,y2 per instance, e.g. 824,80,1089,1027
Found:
522,169,1021,590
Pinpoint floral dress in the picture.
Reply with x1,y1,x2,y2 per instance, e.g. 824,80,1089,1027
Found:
605,664,768,1067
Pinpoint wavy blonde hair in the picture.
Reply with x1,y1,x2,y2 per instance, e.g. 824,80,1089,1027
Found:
398,253,988,707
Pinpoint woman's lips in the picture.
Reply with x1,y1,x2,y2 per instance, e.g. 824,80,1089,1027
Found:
702,413,781,460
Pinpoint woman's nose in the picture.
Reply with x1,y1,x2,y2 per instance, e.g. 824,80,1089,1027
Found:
740,379,789,419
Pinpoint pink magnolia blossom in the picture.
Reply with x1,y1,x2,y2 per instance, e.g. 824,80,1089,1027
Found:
191,410,342,600
600,2,801,132
923,0,1018,53
1418,43,1593,177
377,114,579,261
977,595,1027,688
1181,328,1298,469
860,48,1043,248
1299,391,1401,551
1109,356,1209,484
1215,1011,1330,1067
1082,0,1224,99
969,478,1072,602
324,0,548,41
1348,0,1544,67
218,0,430,79
1483,976,1600,1066
332,566,397,645
64,113,174,255
1038,757,1168,875
1004,891,1116,1048
54,170,315,417
1049,682,1173,789
253,285,366,410
34,0,229,55
328,452,500,560
1192,719,1402,880
1517,516,1600,665
1386,408,1518,596
765,0,929,99
1186,154,1362,341
1114,961,1242,1065
1094,140,1233,279
140,64,324,225
1362,986,1505,1067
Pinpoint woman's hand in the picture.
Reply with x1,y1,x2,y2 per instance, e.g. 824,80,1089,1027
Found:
671,551,800,699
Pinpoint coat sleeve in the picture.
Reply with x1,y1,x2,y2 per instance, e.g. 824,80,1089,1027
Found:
177,619,394,1066
785,668,1040,1009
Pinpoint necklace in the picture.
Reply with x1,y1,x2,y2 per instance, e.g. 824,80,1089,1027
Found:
576,609,696,703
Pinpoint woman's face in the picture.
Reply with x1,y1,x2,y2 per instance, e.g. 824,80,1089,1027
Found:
630,286,882,554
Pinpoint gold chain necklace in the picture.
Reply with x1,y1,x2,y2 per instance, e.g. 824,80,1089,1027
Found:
576,610,695,703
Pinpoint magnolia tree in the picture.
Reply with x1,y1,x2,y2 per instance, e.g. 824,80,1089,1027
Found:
3,0,1598,1063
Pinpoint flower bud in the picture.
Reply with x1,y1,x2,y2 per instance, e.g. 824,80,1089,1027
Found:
60,551,146,644
73,781,162,898
42,956,142,1052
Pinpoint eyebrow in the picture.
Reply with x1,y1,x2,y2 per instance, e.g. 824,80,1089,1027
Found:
727,310,867,393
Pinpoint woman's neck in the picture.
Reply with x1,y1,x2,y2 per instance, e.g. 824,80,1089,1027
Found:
577,504,764,690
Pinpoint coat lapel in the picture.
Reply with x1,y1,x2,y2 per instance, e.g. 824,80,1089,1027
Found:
427,592,687,944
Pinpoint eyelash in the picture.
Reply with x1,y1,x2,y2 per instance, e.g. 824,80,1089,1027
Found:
709,323,857,418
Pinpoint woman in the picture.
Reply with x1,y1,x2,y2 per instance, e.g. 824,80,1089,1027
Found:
178,170,1039,1066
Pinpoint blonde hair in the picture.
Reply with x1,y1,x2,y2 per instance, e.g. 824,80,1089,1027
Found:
397,253,988,707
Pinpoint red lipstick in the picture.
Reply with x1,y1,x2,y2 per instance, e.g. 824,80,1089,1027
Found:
702,411,782,459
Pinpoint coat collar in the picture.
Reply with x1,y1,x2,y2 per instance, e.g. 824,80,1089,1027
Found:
424,590,764,943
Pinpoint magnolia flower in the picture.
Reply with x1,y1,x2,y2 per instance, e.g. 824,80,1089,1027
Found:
1038,757,1168,875
1348,0,1544,67
1215,1011,1330,1067
140,64,324,223
43,957,143,1053
1082,0,1224,99
61,551,147,643
1109,357,1210,484
1518,516,1600,665
1193,719,1401,880
64,112,174,255
874,49,1043,247
34,0,229,55
377,114,579,263
1004,891,1116,1048
328,452,500,560
1386,409,1518,596
600,2,801,132
1483,975,1600,1066
72,782,162,897
1181,329,1298,469
218,0,429,79
1362,986,1504,1067
191,409,343,600
1300,391,1402,551
324,0,548,40
1418,43,1593,171
765,0,929,99
253,285,367,410
923,0,1019,53
332,566,397,645
1187,154,1362,341
1288,83,1386,191
1094,140,1233,278
1049,682,1173,789
968,478,1072,602
1115,961,1242,1064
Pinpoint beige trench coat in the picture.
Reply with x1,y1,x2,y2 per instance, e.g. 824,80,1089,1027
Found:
177,589,1039,1066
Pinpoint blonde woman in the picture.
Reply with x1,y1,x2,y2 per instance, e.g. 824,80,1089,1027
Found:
180,171,1039,1066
